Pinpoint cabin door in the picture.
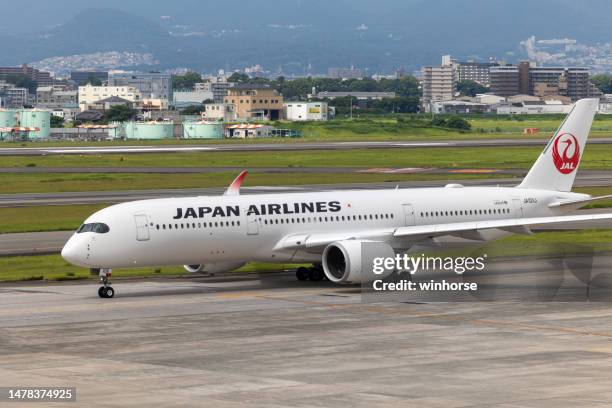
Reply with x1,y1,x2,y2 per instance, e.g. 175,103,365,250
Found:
134,214,150,241
402,204,415,226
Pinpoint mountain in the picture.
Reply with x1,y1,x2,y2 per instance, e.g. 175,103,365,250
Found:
0,1,611,74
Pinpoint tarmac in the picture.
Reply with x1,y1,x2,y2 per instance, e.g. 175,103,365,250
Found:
2,137,612,156
2,263,612,407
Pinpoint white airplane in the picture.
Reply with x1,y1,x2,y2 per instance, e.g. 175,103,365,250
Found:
63,98,612,298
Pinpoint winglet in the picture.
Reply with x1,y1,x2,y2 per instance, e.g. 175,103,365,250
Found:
224,170,248,196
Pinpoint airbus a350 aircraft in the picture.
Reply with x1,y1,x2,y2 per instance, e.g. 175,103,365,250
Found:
62,98,612,298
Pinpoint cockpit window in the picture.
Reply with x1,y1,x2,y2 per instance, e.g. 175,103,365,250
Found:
77,223,110,234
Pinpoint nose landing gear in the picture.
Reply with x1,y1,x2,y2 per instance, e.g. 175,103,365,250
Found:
94,268,114,298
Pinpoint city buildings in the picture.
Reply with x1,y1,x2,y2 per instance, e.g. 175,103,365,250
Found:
78,85,141,111
107,71,172,101
489,61,600,101
456,60,498,85
70,71,109,85
430,100,489,114
284,102,329,121
172,90,214,108
201,103,235,122
496,99,573,115
195,79,234,104
36,86,78,109
489,65,520,97
315,91,395,100
0,81,29,108
421,55,456,111
327,67,363,79
224,84,283,120
0,64,53,86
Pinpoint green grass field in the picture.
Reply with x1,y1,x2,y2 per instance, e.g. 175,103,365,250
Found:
0,256,304,282
0,171,505,195
1,229,611,282
3,144,612,170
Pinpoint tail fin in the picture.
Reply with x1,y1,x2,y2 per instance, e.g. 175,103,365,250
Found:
518,98,599,192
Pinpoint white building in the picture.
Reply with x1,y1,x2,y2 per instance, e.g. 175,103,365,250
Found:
173,90,214,106
496,100,573,115
421,55,457,112
474,94,506,105
225,124,274,138
201,103,236,122
78,84,141,111
598,95,612,114
431,100,489,114
284,102,328,121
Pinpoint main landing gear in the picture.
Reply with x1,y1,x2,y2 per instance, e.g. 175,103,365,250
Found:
296,264,325,282
94,268,115,298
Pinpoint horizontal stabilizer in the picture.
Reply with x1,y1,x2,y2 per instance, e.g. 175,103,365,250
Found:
549,195,612,208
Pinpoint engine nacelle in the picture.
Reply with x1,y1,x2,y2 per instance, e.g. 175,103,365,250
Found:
184,264,205,273
322,240,395,284
183,262,246,274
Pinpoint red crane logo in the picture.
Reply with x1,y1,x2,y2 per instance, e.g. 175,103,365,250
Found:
552,133,580,174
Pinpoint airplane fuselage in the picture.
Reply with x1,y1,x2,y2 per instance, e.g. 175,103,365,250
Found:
61,185,584,269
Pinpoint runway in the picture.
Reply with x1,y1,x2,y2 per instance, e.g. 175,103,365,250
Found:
3,171,612,208
2,137,612,156
2,263,612,407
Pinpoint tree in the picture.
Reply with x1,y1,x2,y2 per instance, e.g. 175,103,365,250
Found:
457,80,489,97
172,71,203,90
591,74,612,94
105,105,134,122
50,115,64,128
445,116,471,130
228,72,250,83
181,105,204,115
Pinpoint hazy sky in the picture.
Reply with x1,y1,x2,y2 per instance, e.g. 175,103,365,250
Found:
5,0,610,37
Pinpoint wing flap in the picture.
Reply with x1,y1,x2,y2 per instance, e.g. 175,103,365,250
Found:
275,229,395,251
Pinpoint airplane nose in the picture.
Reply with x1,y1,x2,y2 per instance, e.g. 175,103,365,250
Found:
61,237,87,267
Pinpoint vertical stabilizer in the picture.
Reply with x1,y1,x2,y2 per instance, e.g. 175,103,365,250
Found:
518,98,598,192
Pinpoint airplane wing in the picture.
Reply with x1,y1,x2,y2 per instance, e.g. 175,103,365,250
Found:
393,212,612,239
224,170,248,196
276,213,612,252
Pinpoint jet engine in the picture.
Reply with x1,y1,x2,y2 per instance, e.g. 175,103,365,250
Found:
321,240,395,284
183,262,246,274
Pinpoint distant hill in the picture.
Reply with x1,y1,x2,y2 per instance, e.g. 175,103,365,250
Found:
0,1,611,74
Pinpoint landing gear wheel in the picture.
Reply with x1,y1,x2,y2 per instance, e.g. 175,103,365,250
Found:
308,268,325,282
98,268,114,298
296,267,309,281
